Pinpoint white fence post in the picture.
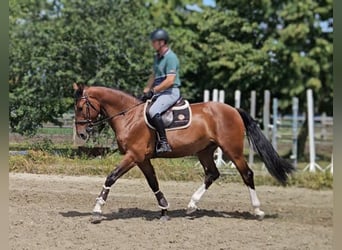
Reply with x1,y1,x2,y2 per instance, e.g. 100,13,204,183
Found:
219,90,225,104
234,90,241,109
291,97,299,168
248,91,256,166
250,91,256,119
204,89,210,102
326,154,333,174
272,98,278,151
212,89,218,102
303,89,323,172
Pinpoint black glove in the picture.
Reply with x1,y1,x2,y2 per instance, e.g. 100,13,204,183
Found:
139,89,155,102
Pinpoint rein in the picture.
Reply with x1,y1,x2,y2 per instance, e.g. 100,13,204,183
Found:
75,95,144,128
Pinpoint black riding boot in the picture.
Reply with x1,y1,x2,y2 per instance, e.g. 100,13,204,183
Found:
151,114,172,153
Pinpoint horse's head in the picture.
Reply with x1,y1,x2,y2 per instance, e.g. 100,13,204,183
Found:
73,83,101,141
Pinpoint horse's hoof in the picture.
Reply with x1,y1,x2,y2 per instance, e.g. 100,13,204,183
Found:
160,215,170,221
254,210,265,221
90,212,102,224
186,206,197,215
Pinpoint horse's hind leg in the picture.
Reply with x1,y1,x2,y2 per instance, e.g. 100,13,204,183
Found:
137,160,170,220
187,144,219,214
226,152,265,220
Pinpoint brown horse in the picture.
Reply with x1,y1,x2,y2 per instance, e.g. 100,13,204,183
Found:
73,83,295,223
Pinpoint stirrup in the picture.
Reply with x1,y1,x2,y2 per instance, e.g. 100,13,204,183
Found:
156,141,172,153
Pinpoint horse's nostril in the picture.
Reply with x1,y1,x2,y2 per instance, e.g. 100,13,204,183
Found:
79,133,87,140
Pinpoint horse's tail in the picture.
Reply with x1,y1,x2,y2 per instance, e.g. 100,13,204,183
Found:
236,108,295,185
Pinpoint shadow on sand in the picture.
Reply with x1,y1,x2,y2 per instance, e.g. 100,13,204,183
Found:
60,207,278,222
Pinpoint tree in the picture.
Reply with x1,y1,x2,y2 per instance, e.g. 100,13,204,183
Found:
9,0,72,134
165,0,332,159
9,0,332,143
177,0,332,114
9,0,154,135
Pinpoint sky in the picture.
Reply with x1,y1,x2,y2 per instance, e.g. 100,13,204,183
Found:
203,0,215,7
187,0,215,11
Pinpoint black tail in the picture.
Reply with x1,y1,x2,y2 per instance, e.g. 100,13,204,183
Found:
237,108,295,185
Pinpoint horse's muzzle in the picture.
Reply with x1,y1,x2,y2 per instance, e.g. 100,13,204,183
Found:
86,125,94,133
78,132,88,140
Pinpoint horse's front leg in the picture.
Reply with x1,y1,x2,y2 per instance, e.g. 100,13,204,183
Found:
137,160,170,221
91,153,135,223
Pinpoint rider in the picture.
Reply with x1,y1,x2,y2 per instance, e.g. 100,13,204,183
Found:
140,28,181,153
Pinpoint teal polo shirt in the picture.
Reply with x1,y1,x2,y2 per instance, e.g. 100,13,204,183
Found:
153,48,181,87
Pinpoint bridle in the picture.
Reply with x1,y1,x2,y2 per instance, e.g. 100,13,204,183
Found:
74,93,144,132
74,95,101,132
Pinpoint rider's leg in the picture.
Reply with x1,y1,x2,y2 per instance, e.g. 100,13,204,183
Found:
151,113,172,153
148,88,180,153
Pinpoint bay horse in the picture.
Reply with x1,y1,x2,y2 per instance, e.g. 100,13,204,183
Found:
73,83,295,223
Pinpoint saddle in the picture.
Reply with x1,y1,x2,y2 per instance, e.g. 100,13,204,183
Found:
144,98,192,131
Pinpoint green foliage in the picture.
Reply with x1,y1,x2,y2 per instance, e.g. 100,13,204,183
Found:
181,0,333,113
9,0,333,135
9,0,154,135
29,137,54,152
287,171,333,189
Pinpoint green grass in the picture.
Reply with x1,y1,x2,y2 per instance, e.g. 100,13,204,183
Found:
37,127,73,135
9,131,333,190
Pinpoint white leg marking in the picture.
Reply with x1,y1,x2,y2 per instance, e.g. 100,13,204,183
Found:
93,197,106,214
187,184,206,214
248,187,260,207
248,187,265,220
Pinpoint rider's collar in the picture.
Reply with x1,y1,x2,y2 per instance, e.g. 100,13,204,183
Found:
157,48,169,58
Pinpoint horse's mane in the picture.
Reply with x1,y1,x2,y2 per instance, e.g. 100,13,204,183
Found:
74,84,139,102
90,85,139,101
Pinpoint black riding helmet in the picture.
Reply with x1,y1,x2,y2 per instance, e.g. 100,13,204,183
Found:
150,29,169,43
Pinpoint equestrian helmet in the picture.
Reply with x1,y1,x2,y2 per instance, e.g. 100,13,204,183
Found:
150,29,169,43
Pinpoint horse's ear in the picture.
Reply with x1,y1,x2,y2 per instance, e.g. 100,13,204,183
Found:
73,82,81,91
73,82,84,99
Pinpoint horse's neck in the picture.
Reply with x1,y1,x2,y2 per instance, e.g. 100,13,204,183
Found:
88,87,143,138
89,87,137,114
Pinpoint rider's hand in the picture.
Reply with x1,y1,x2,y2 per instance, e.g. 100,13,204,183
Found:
139,88,155,102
